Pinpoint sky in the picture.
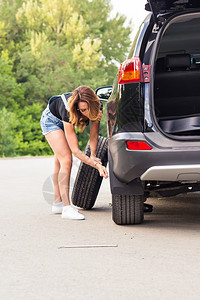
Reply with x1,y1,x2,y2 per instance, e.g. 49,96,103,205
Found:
110,0,150,40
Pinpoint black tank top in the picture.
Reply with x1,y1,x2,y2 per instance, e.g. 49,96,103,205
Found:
49,93,72,122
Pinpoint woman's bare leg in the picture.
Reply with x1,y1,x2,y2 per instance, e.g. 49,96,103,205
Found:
45,129,72,206
53,155,62,203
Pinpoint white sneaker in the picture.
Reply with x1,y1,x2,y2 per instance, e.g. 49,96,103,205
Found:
52,202,63,214
62,205,85,220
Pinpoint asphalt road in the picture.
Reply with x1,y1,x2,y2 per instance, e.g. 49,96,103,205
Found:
0,156,199,300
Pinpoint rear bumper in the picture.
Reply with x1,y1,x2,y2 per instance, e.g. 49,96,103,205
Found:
108,132,200,183
141,165,200,181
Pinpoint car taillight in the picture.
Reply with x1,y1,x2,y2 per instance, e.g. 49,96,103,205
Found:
126,141,152,150
118,57,141,84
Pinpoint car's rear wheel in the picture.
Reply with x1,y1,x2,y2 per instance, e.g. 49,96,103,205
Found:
112,194,144,225
71,136,108,210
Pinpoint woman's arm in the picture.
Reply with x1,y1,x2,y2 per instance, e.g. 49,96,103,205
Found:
89,120,100,157
89,120,102,165
63,122,108,178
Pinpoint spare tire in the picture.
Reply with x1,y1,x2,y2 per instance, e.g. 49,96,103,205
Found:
71,136,108,210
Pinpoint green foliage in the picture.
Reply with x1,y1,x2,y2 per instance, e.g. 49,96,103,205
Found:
0,107,18,157
0,0,132,157
0,54,25,110
15,103,53,156
0,104,52,157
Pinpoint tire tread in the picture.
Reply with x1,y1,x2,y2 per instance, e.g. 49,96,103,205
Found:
112,194,144,225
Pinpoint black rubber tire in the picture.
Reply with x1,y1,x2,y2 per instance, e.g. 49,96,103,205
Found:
112,194,144,225
71,136,108,210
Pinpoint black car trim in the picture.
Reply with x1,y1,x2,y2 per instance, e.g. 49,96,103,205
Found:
145,0,200,13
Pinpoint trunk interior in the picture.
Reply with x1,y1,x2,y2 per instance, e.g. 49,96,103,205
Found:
154,12,200,136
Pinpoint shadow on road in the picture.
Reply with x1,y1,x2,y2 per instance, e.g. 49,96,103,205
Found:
142,194,200,230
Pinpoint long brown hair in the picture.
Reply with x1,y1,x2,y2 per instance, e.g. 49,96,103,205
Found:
68,86,102,132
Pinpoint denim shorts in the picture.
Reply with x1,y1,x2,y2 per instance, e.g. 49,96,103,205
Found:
40,105,64,135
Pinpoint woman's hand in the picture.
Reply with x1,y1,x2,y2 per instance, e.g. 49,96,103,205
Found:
96,163,108,179
90,154,102,165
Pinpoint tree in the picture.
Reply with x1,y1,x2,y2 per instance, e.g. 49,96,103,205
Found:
15,103,53,156
0,108,18,157
14,0,131,97
0,53,25,110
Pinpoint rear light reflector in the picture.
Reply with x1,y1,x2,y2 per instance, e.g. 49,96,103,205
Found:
126,141,152,150
118,57,141,84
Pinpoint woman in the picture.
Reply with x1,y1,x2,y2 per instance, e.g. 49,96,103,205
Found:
40,86,108,220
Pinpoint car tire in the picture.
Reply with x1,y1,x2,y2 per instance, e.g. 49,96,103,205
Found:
71,136,108,210
112,194,144,225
